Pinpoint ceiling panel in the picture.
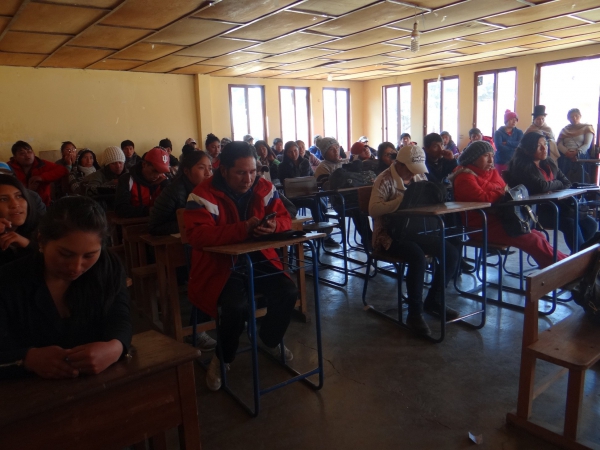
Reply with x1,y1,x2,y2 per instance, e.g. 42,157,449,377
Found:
130,55,205,73
388,39,479,59
333,69,396,80
543,22,600,39
238,68,289,78
521,40,599,53
0,17,10,35
70,25,152,49
101,0,205,29
334,64,396,74
523,32,600,49
226,11,328,41
39,47,113,68
326,55,400,69
201,51,264,66
261,48,337,64
176,38,255,58
114,42,184,61
389,50,459,65
147,18,236,46
194,0,298,23
389,22,497,46
272,58,333,71
272,67,334,78
170,64,226,74
387,61,450,71
325,43,402,60
297,74,328,80
250,32,334,54
52,0,121,7
88,58,145,71
490,0,600,27
575,7,600,22
11,3,106,34
0,31,71,54
0,51,46,67
462,16,583,43
291,0,378,16
456,35,549,54
0,0,23,16
208,61,278,77
445,47,528,62
310,3,414,36
315,27,408,51
390,0,524,31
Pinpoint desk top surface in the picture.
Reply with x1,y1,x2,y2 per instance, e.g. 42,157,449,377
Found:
0,331,199,427
390,201,491,216
108,215,150,226
204,231,326,255
502,188,591,205
141,233,181,246
577,159,600,163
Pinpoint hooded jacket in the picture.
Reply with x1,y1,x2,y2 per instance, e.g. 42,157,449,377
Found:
8,157,68,206
115,163,170,218
183,174,291,317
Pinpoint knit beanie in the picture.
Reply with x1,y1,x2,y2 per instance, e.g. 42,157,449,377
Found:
317,137,339,155
102,146,125,166
504,109,518,123
459,140,494,166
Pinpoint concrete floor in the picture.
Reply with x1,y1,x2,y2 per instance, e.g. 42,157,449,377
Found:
135,235,600,450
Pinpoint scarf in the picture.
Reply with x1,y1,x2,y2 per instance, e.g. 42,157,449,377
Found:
525,123,555,140
78,165,96,176
558,123,595,141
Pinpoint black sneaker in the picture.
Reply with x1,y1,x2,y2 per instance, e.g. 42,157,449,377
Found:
323,237,340,247
406,313,431,336
423,299,460,321
460,259,474,273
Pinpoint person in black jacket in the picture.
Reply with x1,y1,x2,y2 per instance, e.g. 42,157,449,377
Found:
375,142,398,175
0,196,131,379
423,132,457,183
505,131,598,252
149,151,212,236
0,175,40,268
278,141,313,183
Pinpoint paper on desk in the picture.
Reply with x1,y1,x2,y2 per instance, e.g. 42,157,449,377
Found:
171,233,181,238
468,432,483,445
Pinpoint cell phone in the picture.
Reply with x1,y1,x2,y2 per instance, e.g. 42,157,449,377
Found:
258,212,276,227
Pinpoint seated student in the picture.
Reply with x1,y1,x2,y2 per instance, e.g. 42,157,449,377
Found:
185,137,197,149
0,175,39,267
423,133,457,183
358,136,377,157
313,137,347,180
272,138,284,160
205,133,221,169
369,145,460,336
54,141,77,199
243,134,254,146
0,196,131,379
115,147,171,218
278,141,313,183
158,138,179,176
297,139,320,173
374,142,398,175
7,140,69,206
220,137,231,148
179,143,196,162
399,133,417,149
121,139,141,171
450,141,567,268
463,127,496,153
0,162,46,216
505,132,599,253
69,149,100,195
440,131,459,156
184,141,297,391
350,141,378,173
308,135,323,160
254,140,274,182
82,146,126,196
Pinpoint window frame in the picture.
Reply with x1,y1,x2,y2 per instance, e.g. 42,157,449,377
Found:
228,84,267,142
278,86,311,144
473,67,517,133
322,87,350,150
382,82,411,144
423,76,459,137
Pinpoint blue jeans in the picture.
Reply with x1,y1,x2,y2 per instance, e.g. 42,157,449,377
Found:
539,206,598,252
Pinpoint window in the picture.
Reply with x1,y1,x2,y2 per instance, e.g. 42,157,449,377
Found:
229,85,266,142
323,88,349,151
424,77,458,143
537,57,600,141
383,83,411,145
279,87,311,145
474,68,517,137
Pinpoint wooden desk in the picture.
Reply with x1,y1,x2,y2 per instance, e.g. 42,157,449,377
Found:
106,212,149,246
390,201,491,216
0,331,201,450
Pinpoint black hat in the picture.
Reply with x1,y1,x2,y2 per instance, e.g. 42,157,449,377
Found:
532,105,547,117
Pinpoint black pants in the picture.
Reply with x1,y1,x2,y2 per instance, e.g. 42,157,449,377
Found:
217,256,298,363
389,233,459,314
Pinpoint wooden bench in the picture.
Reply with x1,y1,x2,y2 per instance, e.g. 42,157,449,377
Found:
506,244,600,449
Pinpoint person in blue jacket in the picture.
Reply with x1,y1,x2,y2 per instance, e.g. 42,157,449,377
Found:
494,109,523,174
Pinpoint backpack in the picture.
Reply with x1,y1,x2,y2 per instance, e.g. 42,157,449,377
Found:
327,161,376,212
572,255,600,325
499,184,542,237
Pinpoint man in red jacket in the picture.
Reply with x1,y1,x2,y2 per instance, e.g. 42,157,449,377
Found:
8,141,69,206
184,141,296,391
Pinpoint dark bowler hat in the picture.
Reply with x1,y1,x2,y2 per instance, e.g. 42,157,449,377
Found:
532,105,547,117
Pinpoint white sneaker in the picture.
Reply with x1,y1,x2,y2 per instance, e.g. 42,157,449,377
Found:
206,356,229,391
196,332,217,351
270,344,293,362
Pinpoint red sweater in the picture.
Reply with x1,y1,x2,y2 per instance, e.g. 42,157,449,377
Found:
8,157,68,205
184,176,291,317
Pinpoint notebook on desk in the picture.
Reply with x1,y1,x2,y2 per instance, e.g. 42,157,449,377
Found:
571,183,600,189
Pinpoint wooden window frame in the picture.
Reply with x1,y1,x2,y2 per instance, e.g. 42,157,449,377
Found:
473,67,517,131
228,84,267,142
322,87,350,149
278,86,311,144
382,82,411,144
423,76,459,137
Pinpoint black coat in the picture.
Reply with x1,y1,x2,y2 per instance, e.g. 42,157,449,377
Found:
277,156,313,184
149,175,195,235
425,156,457,183
505,158,570,194
0,252,131,378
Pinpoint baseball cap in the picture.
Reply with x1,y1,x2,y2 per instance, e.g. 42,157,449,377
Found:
185,138,197,145
144,147,170,173
350,142,366,155
396,145,428,175
358,136,368,143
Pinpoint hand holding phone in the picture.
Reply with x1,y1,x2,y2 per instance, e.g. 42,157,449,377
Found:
258,212,276,228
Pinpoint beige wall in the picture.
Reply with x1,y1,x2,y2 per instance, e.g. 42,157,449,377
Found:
194,75,364,148
364,43,600,150
0,66,198,162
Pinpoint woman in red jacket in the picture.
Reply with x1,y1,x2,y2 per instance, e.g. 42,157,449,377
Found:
450,141,566,268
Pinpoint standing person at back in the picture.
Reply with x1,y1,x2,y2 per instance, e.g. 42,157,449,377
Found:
114,147,170,218
121,140,141,171
7,141,68,206
494,110,523,174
